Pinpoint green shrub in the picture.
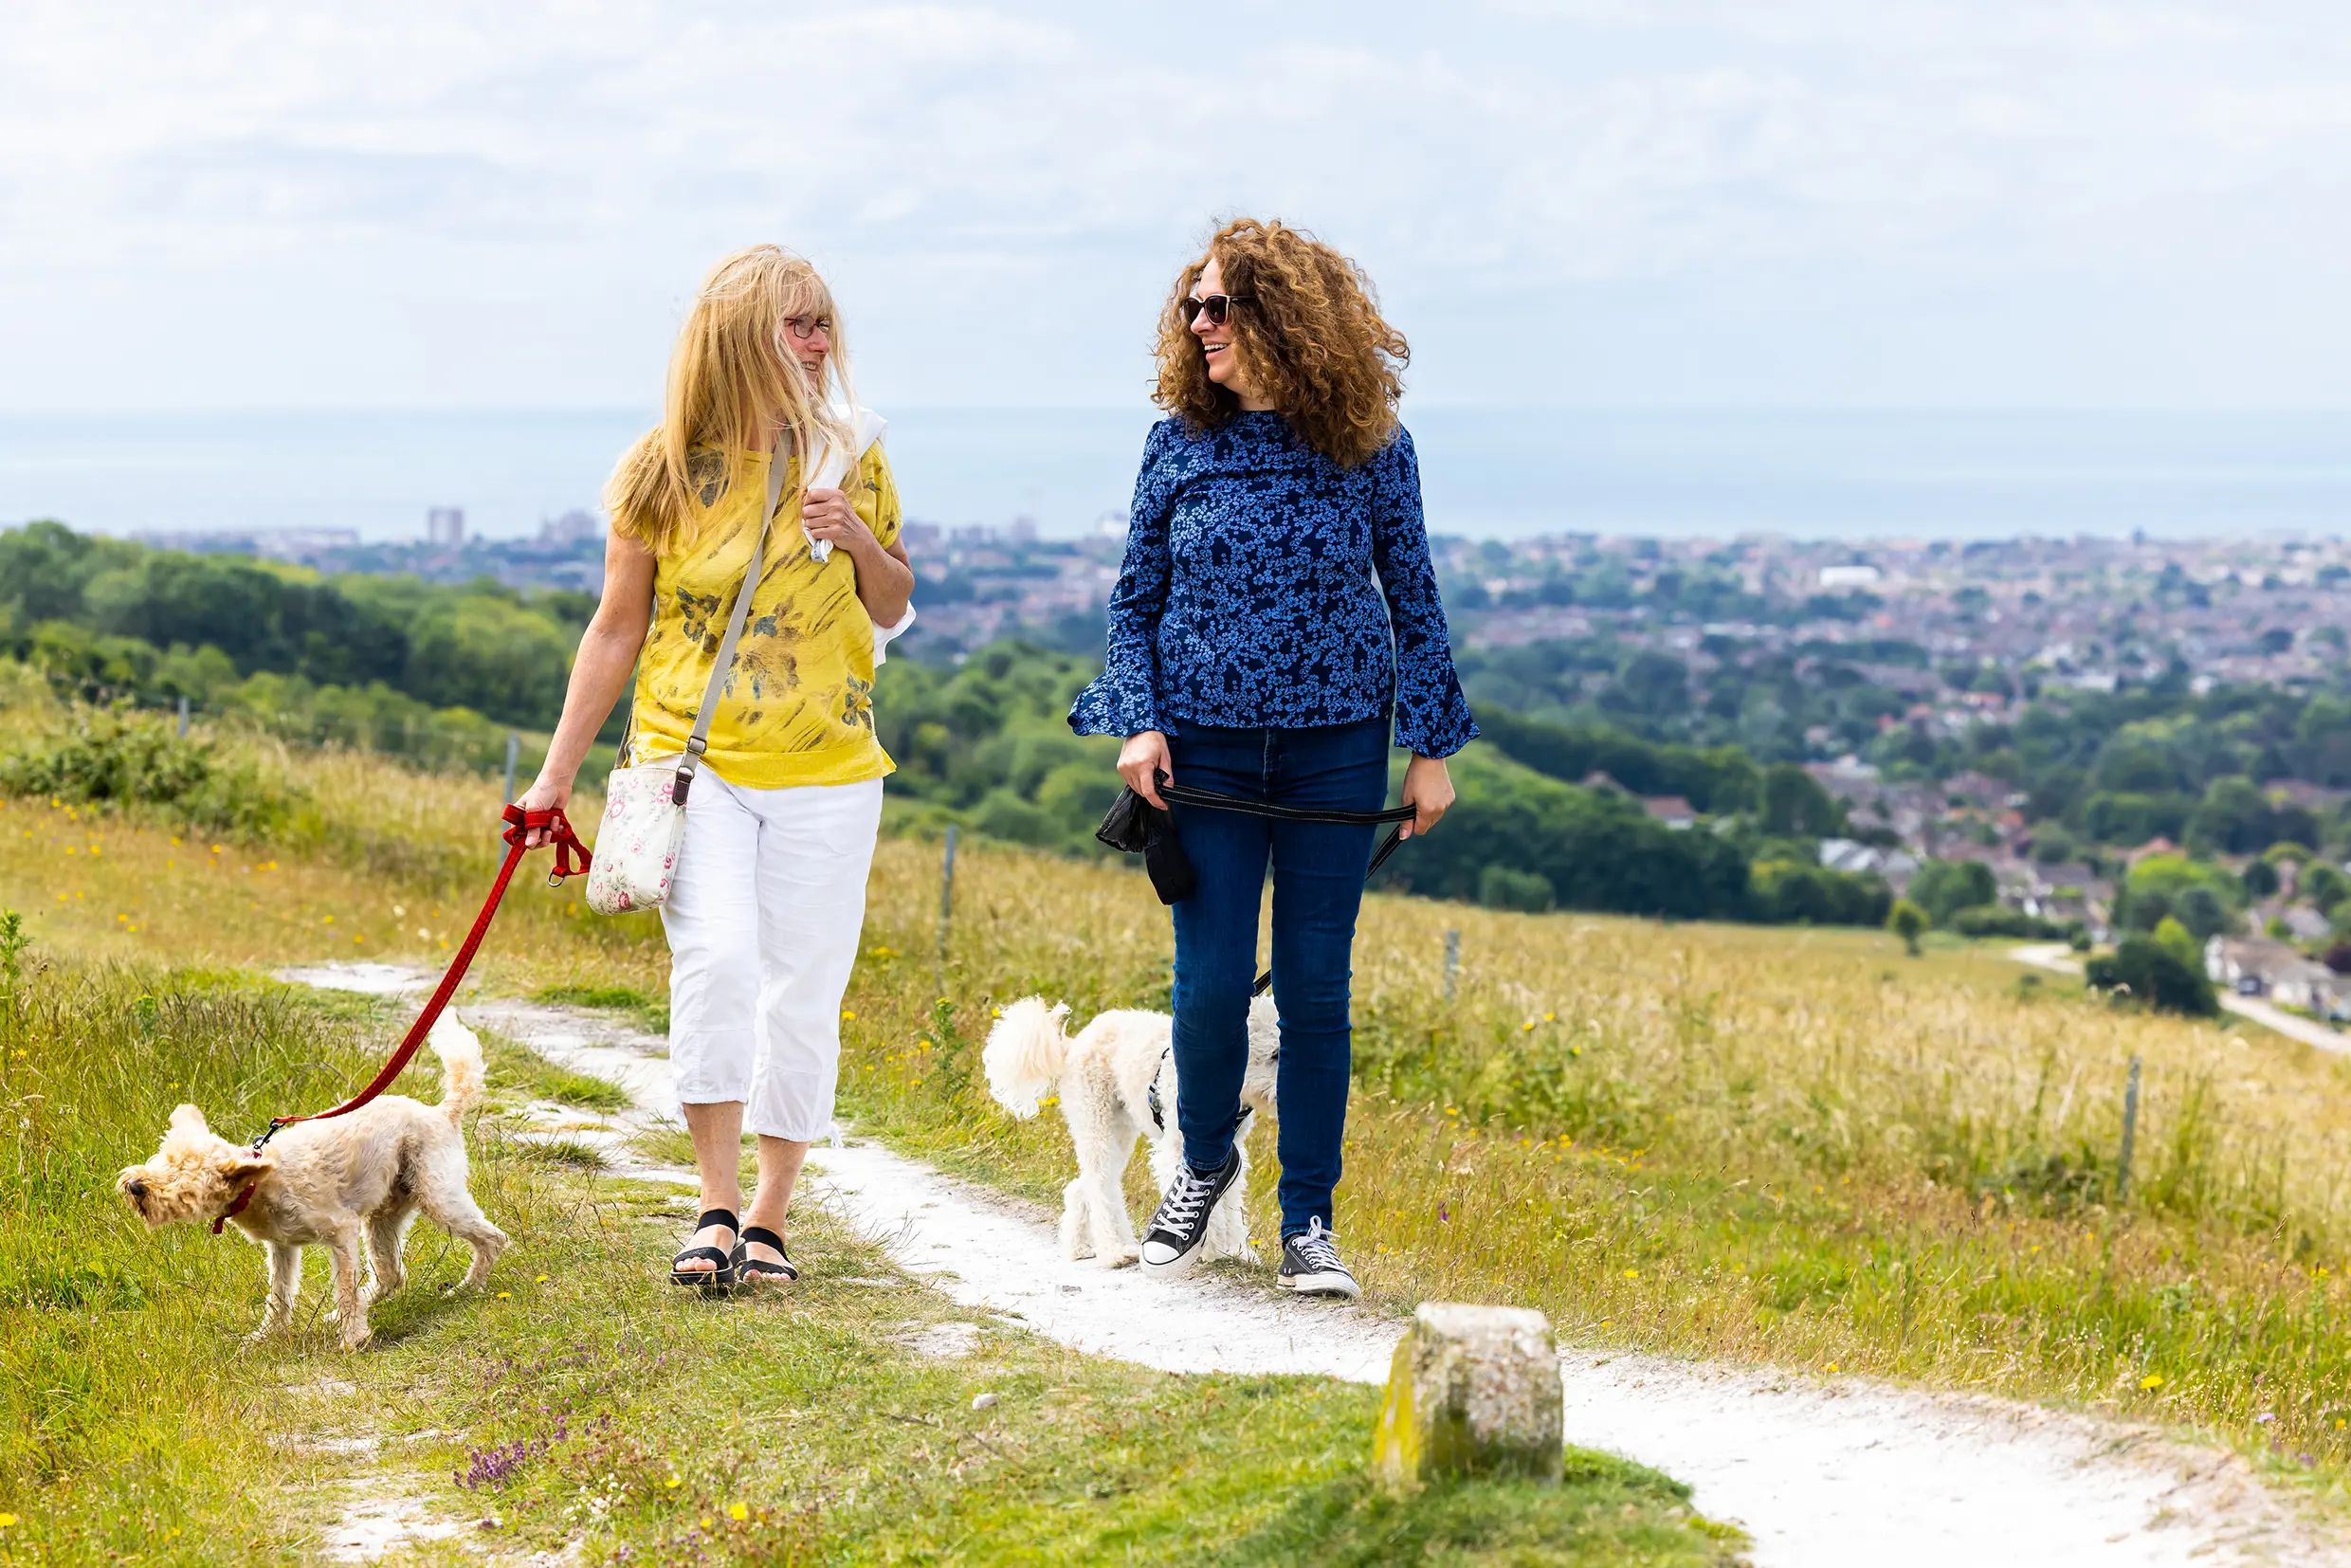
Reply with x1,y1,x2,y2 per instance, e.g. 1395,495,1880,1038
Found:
1948,903,2065,939
1886,898,1928,956
972,788,1062,848
1477,865,1555,913
1908,859,1997,926
1749,860,1891,926
0,712,304,840
2114,853,2243,939
2086,935,2218,1016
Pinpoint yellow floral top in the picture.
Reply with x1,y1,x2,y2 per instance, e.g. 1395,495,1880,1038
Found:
628,442,902,790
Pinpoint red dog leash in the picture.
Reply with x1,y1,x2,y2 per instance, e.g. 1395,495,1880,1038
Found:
215,804,592,1233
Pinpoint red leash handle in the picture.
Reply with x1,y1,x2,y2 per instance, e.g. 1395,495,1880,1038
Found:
506,802,593,885
241,806,592,1167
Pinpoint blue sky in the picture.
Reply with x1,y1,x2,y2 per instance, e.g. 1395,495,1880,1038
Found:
6,1,2351,411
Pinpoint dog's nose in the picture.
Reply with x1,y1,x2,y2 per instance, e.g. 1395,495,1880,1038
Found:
124,1177,148,1201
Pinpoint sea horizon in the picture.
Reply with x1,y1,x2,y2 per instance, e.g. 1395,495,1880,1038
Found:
4,405,2349,546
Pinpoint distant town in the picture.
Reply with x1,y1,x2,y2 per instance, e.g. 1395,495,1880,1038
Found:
133,510,2351,975
142,509,2344,700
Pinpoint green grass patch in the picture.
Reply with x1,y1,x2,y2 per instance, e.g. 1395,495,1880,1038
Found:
0,958,1739,1565
495,1135,611,1170
536,981,668,1036
481,1030,632,1114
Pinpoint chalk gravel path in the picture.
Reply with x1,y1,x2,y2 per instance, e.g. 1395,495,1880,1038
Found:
282,962,2346,1568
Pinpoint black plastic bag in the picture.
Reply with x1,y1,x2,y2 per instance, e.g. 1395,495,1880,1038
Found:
1096,785,1195,904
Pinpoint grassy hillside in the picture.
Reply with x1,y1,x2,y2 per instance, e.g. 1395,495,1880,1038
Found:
0,962,1733,1564
8,677,2351,1521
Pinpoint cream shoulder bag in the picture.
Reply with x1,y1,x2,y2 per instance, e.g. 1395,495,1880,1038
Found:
584,439,791,916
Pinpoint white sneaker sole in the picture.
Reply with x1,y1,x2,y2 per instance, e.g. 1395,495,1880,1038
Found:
1278,1269,1360,1299
1139,1246,1207,1279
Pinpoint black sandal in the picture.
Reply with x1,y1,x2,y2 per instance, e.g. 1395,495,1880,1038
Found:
670,1208,739,1289
732,1226,798,1285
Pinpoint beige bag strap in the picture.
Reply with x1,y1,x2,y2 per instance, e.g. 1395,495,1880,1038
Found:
669,437,790,806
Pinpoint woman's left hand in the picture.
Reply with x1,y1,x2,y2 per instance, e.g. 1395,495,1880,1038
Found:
803,486,874,555
1400,755,1454,839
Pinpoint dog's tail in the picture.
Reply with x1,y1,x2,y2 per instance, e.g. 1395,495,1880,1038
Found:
429,1012,487,1124
982,996,1071,1119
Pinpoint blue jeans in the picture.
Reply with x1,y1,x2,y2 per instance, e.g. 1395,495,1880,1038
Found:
1166,715,1389,1238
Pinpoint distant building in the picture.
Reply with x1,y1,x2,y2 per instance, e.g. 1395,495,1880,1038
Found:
2207,936,2351,1018
253,529,360,560
538,509,602,545
902,520,944,550
1642,795,1697,830
135,529,261,556
1094,510,1130,539
1818,564,1882,590
1941,771,2013,809
1007,516,1038,544
427,506,465,546
1818,838,1920,887
2283,906,2333,942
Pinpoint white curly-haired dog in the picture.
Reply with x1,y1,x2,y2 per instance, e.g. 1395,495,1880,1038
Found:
984,994,1278,1267
116,1013,507,1350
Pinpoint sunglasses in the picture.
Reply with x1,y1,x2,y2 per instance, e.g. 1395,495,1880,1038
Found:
1178,293,1253,327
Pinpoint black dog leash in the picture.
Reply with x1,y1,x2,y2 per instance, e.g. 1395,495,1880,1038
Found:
1095,775,1417,997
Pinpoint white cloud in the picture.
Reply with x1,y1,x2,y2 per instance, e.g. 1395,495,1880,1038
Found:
3,0,2350,406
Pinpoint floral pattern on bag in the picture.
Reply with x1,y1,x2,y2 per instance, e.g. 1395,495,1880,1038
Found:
585,762,690,916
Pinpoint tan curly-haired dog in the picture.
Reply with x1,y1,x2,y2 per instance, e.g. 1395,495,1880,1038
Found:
116,1013,507,1350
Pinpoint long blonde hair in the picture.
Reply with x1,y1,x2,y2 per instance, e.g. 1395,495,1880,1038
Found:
606,245,858,555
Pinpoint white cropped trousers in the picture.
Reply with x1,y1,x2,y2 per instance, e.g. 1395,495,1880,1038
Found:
660,771,884,1141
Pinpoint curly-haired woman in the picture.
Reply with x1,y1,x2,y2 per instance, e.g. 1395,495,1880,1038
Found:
1068,219,1475,1298
517,246,914,1289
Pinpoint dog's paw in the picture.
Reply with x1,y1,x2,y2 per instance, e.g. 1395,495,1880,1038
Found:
1100,1248,1140,1269
338,1326,374,1353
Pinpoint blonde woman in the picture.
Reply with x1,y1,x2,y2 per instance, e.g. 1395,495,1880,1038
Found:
517,246,913,1288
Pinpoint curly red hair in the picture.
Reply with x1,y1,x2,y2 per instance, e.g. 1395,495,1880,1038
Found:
1152,219,1409,469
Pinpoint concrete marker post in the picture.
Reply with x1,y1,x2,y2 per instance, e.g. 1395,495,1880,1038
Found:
1374,1303,1563,1489
175,695,190,738
502,731,520,804
1444,929,1461,1004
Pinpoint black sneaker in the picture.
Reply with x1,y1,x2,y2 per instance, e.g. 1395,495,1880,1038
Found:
1139,1153,1241,1277
1277,1218,1359,1299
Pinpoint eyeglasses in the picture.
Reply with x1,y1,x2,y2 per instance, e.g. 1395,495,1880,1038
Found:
784,316,831,341
1178,294,1253,327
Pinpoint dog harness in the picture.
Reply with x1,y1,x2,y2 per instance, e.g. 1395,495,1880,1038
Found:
1144,1044,1268,1138
212,803,591,1235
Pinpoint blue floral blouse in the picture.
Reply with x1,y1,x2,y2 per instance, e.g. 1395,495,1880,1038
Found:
1067,412,1477,757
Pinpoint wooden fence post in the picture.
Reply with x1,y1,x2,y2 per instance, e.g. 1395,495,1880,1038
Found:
937,824,959,995
2116,1053,2142,1199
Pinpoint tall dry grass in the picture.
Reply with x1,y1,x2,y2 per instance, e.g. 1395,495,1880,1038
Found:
8,707,2351,1479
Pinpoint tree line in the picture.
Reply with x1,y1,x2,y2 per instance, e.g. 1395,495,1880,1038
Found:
7,521,1899,927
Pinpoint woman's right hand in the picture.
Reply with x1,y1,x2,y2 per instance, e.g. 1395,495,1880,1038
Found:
512,775,574,847
1118,730,1172,809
